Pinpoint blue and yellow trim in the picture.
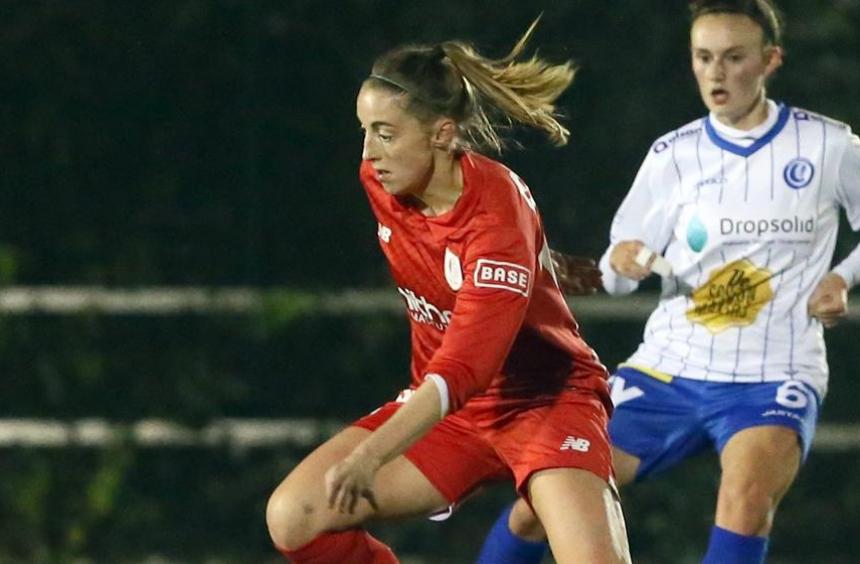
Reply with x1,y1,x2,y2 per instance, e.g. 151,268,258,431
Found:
618,363,674,383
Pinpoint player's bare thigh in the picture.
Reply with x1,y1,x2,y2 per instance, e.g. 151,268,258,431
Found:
528,467,631,564
507,445,640,541
716,425,801,536
266,425,450,550
612,446,640,487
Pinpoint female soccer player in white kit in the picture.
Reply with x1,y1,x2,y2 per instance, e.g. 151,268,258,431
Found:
477,1,860,563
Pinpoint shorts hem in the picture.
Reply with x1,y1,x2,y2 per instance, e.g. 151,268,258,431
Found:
348,421,462,504
516,462,614,506
715,420,811,461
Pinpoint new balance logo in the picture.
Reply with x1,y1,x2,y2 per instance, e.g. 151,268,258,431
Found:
560,436,591,452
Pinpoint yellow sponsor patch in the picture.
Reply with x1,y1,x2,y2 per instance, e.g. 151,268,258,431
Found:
685,259,774,334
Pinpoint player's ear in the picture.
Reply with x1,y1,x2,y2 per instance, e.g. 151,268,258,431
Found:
431,118,457,150
763,45,783,77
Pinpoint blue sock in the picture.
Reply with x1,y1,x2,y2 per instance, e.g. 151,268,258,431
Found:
702,525,769,564
476,503,549,564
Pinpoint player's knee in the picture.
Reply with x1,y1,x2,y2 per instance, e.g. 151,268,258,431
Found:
718,477,777,531
266,484,322,550
509,499,547,541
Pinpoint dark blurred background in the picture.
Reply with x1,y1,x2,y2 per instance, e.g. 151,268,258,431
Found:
1,1,858,562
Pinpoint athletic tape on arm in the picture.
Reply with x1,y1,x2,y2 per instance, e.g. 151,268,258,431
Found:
634,247,673,277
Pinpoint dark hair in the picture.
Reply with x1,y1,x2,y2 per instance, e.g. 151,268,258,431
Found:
366,17,575,153
689,0,783,46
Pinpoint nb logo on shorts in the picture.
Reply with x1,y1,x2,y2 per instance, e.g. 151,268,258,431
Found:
560,436,591,452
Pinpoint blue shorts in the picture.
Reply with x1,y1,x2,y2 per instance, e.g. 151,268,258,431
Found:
607,365,820,481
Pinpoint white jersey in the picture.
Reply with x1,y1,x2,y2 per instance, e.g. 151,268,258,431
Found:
600,100,860,398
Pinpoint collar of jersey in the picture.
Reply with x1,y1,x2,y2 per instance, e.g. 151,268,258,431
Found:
704,102,790,157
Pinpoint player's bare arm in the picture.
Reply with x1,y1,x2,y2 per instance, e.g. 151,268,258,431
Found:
325,380,443,513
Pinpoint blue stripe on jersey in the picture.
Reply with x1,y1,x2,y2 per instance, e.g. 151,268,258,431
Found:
680,261,706,376
654,299,672,373
804,118,827,335
788,250,798,375
668,137,684,334
791,114,803,203
737,149,750,376
769,143,775,200
696,122,705,195
696,123,705,204
766,261,786,376
794,110,802,156
705,103,791,157
706,250,728,381
671,128,683,186
653,134,687,374
818,119,827,221
732,326,742,381
719,150,725,203
792,113,805,355
792,262,804,374
760,247,774,381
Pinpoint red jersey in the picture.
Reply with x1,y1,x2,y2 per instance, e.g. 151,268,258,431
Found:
360,152,609,414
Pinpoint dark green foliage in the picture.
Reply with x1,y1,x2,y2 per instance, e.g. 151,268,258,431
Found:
1,0,858,285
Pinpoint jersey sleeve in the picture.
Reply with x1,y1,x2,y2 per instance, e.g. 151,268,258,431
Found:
832,132,860,289
423,226,536,413
599,147,681,295
835,132,860,230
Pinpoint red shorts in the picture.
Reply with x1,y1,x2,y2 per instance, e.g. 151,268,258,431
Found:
352,385,612,505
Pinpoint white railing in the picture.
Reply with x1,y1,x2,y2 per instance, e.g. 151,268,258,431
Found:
0,417,857,451
1,286,856,453
2,285,858,320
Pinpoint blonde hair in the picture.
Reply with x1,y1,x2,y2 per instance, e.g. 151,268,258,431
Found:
367,17,575,153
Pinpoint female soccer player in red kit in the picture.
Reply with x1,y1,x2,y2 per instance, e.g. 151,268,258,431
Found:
265,19,631,563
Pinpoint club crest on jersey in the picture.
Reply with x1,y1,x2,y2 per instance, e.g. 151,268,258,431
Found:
474,259,531,297
444,248,463,291
783,158,814,189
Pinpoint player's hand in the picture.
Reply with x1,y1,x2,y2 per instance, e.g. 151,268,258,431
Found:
325,447,381,514
550,249,603,295
609,240,653,281
807,272,849,328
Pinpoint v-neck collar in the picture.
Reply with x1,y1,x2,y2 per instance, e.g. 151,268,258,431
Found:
704,102,791,157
